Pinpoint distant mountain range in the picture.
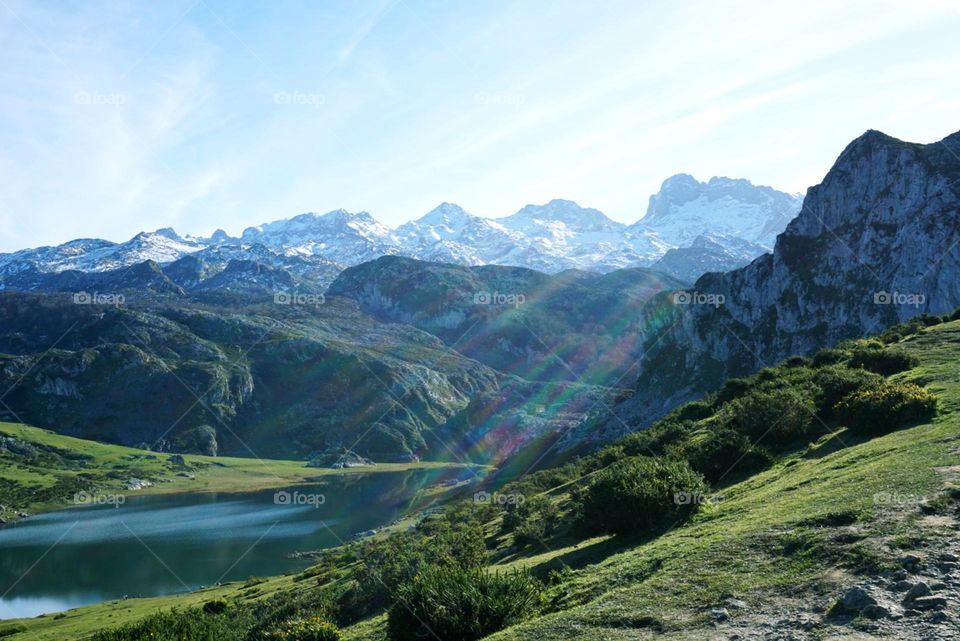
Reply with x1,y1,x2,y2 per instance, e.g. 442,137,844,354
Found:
0,176,802,293
0,129,956,467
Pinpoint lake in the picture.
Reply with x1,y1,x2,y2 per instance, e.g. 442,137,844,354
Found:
0,468,459,619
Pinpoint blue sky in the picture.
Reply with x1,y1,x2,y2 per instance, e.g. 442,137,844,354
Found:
1,0,958,251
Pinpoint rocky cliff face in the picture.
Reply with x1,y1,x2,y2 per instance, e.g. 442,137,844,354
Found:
587,129,960,445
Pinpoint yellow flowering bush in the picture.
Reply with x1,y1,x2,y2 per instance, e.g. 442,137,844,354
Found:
835,381,937,435
270,616,341,641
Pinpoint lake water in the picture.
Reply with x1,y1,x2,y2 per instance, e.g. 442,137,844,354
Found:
0,469,457,619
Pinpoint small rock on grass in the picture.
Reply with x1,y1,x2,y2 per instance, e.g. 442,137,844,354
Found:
710,608,729,621
840,586,877,611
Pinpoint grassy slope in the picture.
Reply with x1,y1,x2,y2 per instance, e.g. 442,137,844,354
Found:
0,422,464,519
6,321,960,640
473,321,960,639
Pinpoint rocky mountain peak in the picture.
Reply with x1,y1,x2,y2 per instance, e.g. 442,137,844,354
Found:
596,128,960,444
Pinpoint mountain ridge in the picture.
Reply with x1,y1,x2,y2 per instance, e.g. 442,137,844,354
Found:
583,128,960,447
0,175,800,288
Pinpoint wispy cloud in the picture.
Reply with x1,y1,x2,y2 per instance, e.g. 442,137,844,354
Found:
0,0,958,251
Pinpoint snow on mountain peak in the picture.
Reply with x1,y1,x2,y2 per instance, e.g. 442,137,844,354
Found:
0,174,803,285
641,174,802,248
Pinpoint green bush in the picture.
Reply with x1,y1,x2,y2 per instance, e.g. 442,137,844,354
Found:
202,598,228,615
574,456,708,535
89,608,250,641
684,427,772,483
501,495,559,546
342,517,487,619
811,348,849,367
847,347,918,376
270,616,341,641
784,355,811,368
811,366,882,418
713,378,752,405
387,566,542,641
720,388,816,448
0,625,27,639
835,382,938,435
673,400,714,422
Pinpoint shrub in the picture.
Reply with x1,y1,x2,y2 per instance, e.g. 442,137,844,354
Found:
89,608,250,641
202,598,228,615
720,388,816,449
344,518,487,618
812,366,882,418
574,457,708,535
684,427,772,483
811,348,849,367
835,382,938,435
270,616,342,641
673,400,714,422
785,355,811,368
847,347,918,376
501,495,559,546
714,378,752,405
387,566,541,641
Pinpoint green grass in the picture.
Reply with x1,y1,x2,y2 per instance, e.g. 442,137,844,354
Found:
7,319,960,640
0,422,470,521
469,322,960,639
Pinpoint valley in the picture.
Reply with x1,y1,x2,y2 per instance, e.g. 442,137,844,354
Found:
4,2,959,638
0,127,957,641
4,298,960,641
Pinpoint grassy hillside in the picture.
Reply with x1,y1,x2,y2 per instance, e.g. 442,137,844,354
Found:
0,422,463,521
6,318,960,640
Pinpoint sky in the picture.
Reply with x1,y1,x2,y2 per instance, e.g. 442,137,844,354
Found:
0,0,959,252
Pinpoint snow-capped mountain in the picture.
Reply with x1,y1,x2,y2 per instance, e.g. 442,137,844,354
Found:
0,176,803,292
240,209,398,265
394,203,520,265
0,229,205,276
639,174,802,249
